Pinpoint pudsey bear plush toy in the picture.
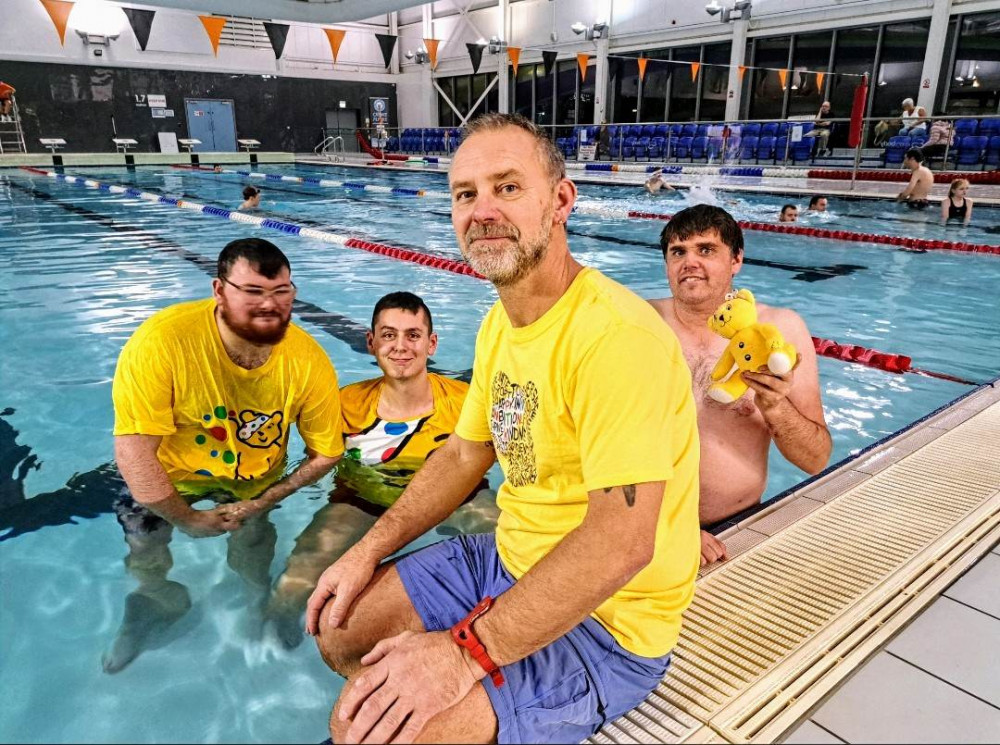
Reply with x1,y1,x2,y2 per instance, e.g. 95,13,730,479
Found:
706,288,796,403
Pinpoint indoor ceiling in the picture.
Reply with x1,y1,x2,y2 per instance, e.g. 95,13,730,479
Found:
128,0,431,24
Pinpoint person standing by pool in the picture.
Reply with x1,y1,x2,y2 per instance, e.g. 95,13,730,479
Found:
306,112,701,745
897,148,934,210
649,205,831,566
941,178,973,224
264,291,498,648
106,237,344,672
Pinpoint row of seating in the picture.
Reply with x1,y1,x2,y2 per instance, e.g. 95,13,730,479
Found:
396,128,462,154
885,134,1000,168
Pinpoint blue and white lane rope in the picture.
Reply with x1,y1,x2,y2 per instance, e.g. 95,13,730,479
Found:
217,167,453,199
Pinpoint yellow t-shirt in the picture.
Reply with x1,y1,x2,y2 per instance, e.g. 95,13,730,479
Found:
338,374,469,507
112,298,344,500
455,267,700,658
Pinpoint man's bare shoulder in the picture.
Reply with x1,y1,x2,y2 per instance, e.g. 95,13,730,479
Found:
758,304,811,339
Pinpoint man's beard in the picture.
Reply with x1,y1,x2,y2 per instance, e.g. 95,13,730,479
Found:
461,213,552,287
218,304,291,345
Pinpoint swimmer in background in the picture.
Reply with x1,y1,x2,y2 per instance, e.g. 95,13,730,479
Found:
941,178,973,225
778,204,799,223
239,185,261,211
897,148,933,210
645,168,676,195
807,195,828,213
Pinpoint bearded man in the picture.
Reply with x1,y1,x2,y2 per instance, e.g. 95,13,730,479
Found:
305,113,701,745
105,237,343,673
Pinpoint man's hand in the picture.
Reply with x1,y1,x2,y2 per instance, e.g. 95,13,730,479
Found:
700,530,728,566
178,508,242,538
305,544,379,635
337,630,479,744
216,499,270,524
742,354,801,417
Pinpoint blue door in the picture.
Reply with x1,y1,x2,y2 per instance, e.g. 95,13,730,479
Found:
184,99,237,152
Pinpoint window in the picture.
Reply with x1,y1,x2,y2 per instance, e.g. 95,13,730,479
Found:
614,55,641,123
871,20,930,117
748,36,791,120
535,63,554,126
670,46,701,122
556,60,578,125
947,11,1000,115
640,53,670,123
514,64,533,118
830,26,878,118
579,60,596,124
437,77,455,128
454,75,471,122
700,43,731,122
788,31,833,118
470,73,487,118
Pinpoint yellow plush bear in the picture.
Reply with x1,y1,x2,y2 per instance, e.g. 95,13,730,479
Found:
707,289,796,404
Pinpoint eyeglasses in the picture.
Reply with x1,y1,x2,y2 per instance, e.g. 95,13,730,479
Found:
220,277,297,303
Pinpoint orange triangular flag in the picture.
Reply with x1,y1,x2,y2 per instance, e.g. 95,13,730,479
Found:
816,71,825,91
738,65,747,82
777,68,788,89
199,16,227,56
40,0,74,46
423,38,439,69
577,53,590,81
637,57,649,82
507,47,521,75
690,62,700,81
325,28,347,63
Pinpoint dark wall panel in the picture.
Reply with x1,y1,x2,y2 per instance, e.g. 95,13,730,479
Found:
2,61,395,153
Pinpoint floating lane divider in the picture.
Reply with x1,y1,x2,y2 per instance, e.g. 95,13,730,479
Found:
170,165,454,199
572,202,1000,256
24,167,481,279
15,167,983,386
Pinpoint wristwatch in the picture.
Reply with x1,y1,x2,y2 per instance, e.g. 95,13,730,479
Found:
450,596,505,687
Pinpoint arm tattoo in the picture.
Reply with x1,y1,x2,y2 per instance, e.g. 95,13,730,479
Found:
603,484,637,507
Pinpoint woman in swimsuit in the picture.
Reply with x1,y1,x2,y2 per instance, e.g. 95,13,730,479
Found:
941,178,973,224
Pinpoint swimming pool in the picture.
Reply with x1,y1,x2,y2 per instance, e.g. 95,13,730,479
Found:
1,163,998,743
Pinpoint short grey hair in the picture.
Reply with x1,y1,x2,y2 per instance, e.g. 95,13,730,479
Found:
902,98,914,107
459,113,566,185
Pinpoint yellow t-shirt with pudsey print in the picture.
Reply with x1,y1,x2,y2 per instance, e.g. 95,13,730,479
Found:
455,267,700,658
112,298,344,500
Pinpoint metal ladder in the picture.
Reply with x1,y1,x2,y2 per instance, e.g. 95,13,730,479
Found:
313,134,345,162
0,96,28,154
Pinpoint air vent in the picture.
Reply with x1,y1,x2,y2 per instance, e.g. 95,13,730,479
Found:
213,15,271,51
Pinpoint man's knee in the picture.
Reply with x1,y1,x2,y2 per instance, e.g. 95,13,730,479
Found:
314,598,364,677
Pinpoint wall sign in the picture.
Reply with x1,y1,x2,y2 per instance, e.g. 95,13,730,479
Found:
148,94,167,108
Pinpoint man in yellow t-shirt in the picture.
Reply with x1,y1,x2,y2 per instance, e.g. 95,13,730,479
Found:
105,237,343,673
265,291,497,648
306,114,700,745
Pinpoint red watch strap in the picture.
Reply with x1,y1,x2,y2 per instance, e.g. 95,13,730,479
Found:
451,596,505,688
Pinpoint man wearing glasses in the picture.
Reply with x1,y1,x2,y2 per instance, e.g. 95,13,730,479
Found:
105,237,343,673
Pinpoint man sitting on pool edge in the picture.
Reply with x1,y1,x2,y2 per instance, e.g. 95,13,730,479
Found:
649,205,831,565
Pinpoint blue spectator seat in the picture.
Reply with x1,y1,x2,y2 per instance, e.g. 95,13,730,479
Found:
691,136,709,159
985,135,1000,167
760,122,779,138
954,119,979,138
640,124,656,138
884,135,910,165
707,137,725,160
681,123,698,138
757,135,776,160
635,136,651,159
789,140,813,162
622,136,638,159
740,136,759,161
669,123,684,138
741,123,761,138
774,136,789,162
675,136,693,159
955,135,987,166
648,136,665,159
695,124,710,138
977,119,999,138
654,124,669,138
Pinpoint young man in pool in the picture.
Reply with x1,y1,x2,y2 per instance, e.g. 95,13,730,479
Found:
239,185,261,211
306,113,701,745
897,148,934,210
106,237,344,672
779,204,798,222
649,205,831,566
264,291,498,648
807,195,828,212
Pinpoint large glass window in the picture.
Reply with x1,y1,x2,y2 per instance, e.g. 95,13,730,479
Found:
871,20,930,117
748,36,791,120
614,55,641,122
454,75,471,122
437,77,455,128
700,43,731,122
669,46,701,122
556,60,578,125
535,63,554,126
947,11,1000,115
470,73,487,118
830,26,878,118
514,64,533,118
579,60,596,124
788,31,833,117
640,53,670,123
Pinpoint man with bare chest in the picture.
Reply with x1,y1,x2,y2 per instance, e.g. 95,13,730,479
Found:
649,205,831,565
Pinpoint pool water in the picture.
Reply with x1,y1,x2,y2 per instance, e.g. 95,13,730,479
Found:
0,163,998,743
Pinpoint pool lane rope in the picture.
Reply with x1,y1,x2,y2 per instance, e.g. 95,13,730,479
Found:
23,167,480,279
21,166,982,387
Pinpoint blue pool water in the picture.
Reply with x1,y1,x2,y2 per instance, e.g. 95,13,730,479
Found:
1,163,998,743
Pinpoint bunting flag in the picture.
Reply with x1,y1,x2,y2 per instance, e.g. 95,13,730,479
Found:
467,43,486,74
507,47,521,75
325,28,347,63
577,53,590,82
637,57,648,82
777,68,788,90
263,22,290,59
423,38,439,69
690,62,700,82
39,0,74,46
375,33,397,69
542,50,557,78
122,8,155,51
816,71,826,91
199,16,227,56
738,65,747,82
